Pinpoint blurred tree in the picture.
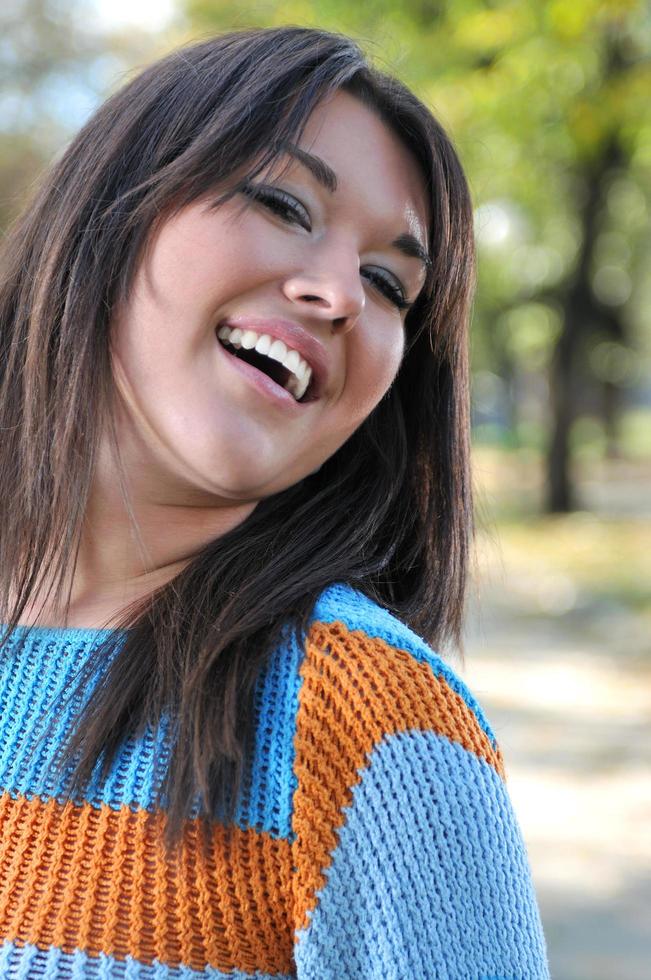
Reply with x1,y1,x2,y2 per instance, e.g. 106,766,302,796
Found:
183,0,651,511
0,0,169,227
542,16,649,510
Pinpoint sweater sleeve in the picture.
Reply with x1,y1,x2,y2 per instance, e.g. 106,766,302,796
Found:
290,618,551,980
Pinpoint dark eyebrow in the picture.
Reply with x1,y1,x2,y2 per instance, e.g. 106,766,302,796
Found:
279,141,432,274
391,232,433,276
279,141,338,193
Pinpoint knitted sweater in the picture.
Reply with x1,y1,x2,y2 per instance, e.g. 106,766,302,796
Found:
0,582,550,979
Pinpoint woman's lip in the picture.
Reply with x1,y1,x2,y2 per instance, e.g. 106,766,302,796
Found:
218,315,329,399
216,336,308,412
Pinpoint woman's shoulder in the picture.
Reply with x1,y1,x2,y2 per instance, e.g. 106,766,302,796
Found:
300,580,503,778
290,586,550,979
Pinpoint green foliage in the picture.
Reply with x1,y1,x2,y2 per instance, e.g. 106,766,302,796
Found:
0,0,170,224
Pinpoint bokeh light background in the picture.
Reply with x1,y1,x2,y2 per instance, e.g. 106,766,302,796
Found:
1,2,649,977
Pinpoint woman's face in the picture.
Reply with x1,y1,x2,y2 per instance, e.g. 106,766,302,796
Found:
109,89,430,504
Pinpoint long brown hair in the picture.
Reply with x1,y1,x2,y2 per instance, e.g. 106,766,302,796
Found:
0,26,476,853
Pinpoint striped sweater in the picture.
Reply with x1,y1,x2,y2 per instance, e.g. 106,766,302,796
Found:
0,581,550,979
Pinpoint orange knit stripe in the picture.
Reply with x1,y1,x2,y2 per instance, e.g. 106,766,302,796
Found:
0,792,294,974
292,620,505,933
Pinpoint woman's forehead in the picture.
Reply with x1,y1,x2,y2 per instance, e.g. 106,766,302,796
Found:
274,90,430,243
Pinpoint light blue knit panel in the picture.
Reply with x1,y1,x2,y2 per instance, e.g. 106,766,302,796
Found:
294,729,551,980
0,939,293,979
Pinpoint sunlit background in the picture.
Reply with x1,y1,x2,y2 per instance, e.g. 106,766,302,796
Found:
1,2,649,977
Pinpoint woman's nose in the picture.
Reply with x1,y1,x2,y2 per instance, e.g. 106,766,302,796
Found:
281,252,365,335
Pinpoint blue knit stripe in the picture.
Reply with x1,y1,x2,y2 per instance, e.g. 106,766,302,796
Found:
231,622,303,839
0,939,292,979
294,729,550,980
0,624,303,841
312,582,499,751
0,627,173,814
0,622,124,641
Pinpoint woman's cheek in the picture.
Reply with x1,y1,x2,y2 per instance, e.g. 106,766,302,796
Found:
346,325,404,415
202,205,296,289
148,204,275,317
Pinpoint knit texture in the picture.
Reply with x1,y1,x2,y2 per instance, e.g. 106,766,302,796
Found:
0,582,550,979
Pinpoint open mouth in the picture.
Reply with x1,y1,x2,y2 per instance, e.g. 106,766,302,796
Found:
216,325,315,403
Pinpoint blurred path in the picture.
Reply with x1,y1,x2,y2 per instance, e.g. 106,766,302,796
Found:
457,520,651,980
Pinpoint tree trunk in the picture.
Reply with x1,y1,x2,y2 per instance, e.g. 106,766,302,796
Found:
545,34,632,513
545,138,624,512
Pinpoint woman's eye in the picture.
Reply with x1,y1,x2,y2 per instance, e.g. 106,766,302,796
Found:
241,182,311,231
362,267,410,311
240,183,409,311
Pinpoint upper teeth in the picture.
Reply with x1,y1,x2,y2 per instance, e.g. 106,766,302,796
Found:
217,325,313,401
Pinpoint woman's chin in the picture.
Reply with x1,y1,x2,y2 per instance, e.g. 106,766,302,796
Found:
200,458,303,501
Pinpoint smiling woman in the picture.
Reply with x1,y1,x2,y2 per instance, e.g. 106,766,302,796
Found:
106,89,429,499
0,25,550,980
